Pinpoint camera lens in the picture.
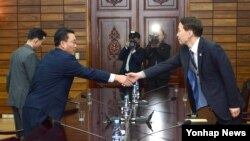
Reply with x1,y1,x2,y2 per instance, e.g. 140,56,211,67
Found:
129,41,136,47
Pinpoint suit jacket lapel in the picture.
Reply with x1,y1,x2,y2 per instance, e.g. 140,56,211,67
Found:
197,37,205,76
182,45,190,77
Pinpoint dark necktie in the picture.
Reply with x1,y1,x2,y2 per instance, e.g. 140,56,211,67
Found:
189,51,197,69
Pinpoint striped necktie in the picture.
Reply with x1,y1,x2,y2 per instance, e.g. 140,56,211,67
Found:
190,50,197,69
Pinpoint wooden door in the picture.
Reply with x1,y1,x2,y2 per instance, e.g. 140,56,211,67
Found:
90,0,187,87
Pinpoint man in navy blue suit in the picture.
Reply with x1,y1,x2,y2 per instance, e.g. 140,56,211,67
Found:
127,17,245,124
22,28,132,137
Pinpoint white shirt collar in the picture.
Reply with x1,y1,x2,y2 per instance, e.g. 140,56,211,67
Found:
190,37,200,54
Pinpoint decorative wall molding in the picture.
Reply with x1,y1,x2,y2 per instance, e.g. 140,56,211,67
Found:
153,0,170,5
108,27,121,60
106,0,123,6
99,0,130,10
145,0,177,10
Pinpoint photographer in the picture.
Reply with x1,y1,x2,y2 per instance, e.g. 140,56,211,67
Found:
118,31,145,99
145,29,171,91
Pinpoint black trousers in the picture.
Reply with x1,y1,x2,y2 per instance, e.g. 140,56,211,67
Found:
12,106,24,138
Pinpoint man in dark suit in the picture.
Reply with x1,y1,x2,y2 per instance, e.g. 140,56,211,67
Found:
127,17,245,124
22,28,132,137
7,28,47,138
118,31,145,99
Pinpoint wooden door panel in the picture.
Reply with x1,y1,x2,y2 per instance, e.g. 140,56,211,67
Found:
98,18,131,73
90,0,186,87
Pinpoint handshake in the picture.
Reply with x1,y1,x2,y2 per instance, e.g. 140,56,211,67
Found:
114,72,142,87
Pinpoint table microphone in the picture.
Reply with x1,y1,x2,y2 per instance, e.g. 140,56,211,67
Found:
53,120,106,140
137,120,192,141
133,111,154,132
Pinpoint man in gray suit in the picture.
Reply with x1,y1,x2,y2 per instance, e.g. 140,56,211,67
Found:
6,28,47,138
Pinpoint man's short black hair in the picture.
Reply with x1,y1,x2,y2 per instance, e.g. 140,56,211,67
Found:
180,16,203,37
54,28,75,47
27,28,47,40
129,31,140,39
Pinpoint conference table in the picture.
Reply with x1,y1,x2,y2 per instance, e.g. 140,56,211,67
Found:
26,86,215,141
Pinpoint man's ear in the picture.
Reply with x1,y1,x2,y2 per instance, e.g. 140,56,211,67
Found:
59,41,66,50
188,30,193,37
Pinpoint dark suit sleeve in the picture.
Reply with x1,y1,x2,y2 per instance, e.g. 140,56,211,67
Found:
212,44,242,108
144,53,181,78
62,55,110,82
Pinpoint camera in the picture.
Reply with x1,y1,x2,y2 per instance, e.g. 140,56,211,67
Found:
149,34,159,45
128,31,140,48
129,40,137,48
